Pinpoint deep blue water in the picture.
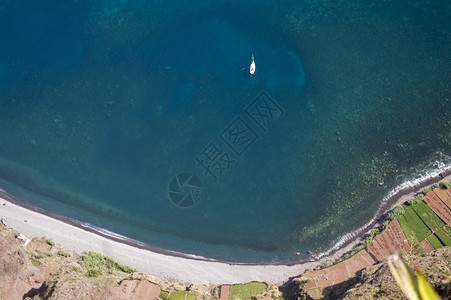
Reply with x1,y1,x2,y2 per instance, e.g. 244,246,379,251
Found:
0,0,450,262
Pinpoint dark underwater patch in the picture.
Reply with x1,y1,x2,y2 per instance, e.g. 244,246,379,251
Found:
0,0,84,71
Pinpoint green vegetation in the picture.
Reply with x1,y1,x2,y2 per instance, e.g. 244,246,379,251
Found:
422,187,431,195
229,282,267,300
79,251,136,277
32,250,52,260
46,239,55,246
369,228,380,239
31,258,41,266
407,194,423,205
341,245,366,261
33,253,43,260
438,181,451,189
362,228,380,247
435,229,451,246
406,233,424,257
159,291,197,300
57,250,72,257
388,205,405,220
427,234,443,250
86,268,102,277
380,219,390,230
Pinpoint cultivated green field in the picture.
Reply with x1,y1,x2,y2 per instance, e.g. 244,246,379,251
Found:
159,291,197,300
397,195,451,250
229,282,267,300
435,229,451,246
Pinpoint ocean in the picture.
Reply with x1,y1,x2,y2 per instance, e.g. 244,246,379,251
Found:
0,0,450,263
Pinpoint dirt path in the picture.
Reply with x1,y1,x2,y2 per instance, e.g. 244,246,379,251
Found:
220,285,230,300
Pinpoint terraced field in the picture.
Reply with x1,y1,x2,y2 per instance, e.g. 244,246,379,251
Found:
397,187,451,251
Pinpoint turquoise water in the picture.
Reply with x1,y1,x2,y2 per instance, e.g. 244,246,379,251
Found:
0,0,450,263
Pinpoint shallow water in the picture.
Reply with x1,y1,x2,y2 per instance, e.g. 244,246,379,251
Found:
0,0,450,262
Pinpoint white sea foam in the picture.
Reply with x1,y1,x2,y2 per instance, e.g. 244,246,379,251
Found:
78,221,133,242
183,253,218,261
76,220,218,261
312,218,374,260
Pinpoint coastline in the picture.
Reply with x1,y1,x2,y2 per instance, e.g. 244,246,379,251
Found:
312,166,451,261
0,168,450,284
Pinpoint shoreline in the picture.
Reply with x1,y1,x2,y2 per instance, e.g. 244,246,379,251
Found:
0,168,450,284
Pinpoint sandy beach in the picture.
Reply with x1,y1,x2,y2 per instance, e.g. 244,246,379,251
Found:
0,197,314,285
1,172,450,285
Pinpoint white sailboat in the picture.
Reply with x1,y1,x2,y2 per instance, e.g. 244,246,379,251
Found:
249,54,256,75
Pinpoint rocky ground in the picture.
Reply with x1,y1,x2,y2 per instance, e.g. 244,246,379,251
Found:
0,224,211,300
